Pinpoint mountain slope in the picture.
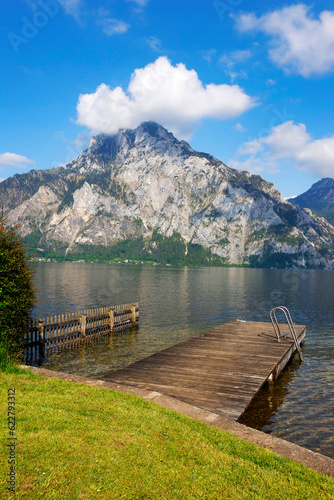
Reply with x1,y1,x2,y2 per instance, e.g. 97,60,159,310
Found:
288,178,334,226
1,122,334,269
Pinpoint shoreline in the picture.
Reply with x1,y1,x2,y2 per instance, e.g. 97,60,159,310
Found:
23,365,334,477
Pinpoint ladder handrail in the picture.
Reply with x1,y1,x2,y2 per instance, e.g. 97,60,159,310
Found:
270,306,292,340
270,306,303,361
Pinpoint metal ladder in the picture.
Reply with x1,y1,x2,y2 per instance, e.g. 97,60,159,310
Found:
270,306,303,361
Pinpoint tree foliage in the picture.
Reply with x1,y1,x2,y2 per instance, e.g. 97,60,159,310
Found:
0,217,35,363
50,231,228,267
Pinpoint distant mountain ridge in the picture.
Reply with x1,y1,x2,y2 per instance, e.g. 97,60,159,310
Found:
1,122,334,269
288,178,334,226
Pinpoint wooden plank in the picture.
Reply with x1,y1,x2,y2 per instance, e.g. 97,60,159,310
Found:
25,302,140,359
103,321,306,421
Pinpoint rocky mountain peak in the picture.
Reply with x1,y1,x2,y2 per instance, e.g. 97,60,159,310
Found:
82,121,194,166
289,177,334,225
1,123,334,269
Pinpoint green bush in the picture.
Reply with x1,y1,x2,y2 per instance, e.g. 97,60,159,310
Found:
0,217,35,367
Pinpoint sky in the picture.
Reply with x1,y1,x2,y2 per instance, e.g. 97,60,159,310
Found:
1,0,334,198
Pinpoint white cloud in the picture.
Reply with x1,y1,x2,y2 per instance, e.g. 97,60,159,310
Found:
27,0,83,20
145,36,161,52
232,121,334,177
235,4,334,76
202,49,216,63
235,123,246,132
220,49,252,66
260,121,310,158
230,157,279,175
126,0,149,13
126,0,149,7
57,131,91,162
0,153,34,169
58,0,83,20
76,56,256,140
219,49,252,82
0,153,35,179
97,8,129,35
71,132,90,154
101,18,129,35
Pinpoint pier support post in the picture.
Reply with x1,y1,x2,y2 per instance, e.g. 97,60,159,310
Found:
131,304,136,327
38,320,45,362
80,314,86,344
109,307,114,333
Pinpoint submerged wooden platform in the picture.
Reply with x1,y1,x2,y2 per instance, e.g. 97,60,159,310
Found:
103,320,306,421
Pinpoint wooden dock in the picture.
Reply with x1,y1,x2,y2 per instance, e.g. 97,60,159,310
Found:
103,320,306,421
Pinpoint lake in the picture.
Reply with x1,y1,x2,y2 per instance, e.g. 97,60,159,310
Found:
32,262,334,458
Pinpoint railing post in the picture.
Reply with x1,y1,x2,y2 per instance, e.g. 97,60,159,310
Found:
109,307,114,333
80,313,86,344
131,304,136,327
38,320,45,362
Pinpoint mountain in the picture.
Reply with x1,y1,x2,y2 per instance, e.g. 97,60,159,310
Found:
1,122,334,269
288,178,334,226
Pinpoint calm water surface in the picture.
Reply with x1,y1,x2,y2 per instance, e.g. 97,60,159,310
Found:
33,262,334,458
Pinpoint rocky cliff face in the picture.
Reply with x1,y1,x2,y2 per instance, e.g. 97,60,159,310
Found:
1,122,334,268
289,178,334,226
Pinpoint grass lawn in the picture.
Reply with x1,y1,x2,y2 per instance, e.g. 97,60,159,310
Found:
1,369,333,499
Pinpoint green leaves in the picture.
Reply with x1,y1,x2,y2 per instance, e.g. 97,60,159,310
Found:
0,217,35,363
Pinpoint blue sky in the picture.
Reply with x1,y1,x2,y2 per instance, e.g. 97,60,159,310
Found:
1,0,334,198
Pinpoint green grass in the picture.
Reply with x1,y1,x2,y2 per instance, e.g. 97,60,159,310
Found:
0,342,26,374
1,370,333,499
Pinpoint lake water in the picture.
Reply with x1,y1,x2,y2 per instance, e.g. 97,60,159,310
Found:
32,262,334,459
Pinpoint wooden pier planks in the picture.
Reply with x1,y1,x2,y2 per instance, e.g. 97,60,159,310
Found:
103,320,306,421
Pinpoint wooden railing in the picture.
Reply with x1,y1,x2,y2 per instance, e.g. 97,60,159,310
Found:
24,302,139,363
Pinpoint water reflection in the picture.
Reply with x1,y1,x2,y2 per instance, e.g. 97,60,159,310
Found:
239,351,301,430
32,263,334,458
42,328,140,377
